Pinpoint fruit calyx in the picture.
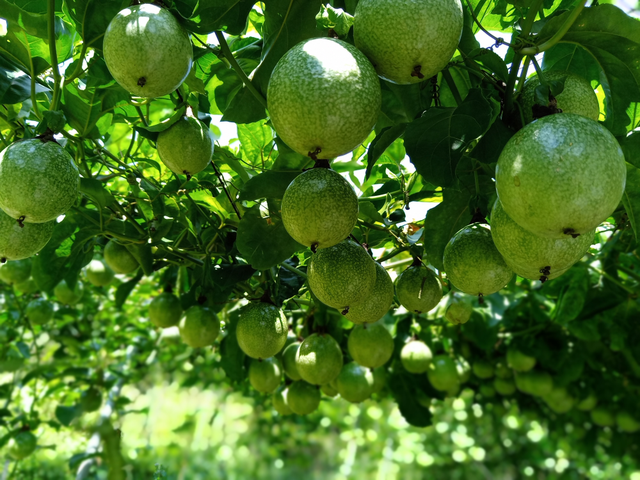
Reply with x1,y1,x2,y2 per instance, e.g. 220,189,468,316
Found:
563,228,580,239
312,159,331,169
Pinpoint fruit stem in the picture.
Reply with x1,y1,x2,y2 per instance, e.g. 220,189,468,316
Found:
384,257,414,270
63,43,88,86
214,32,268,110
587,264,638,295
463,0,516,48
280,261,308,280
48,0,62,111
519,0,588,55
376,247,411,263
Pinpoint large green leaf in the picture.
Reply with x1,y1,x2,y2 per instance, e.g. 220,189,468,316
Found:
175,0,257,35
237,170,299,201
65,0,129,49
388,371,433,428
0,0,48,38
404,88,494,187
622,163,640,242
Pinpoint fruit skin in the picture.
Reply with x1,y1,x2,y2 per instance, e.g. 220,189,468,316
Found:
54,280,83,305
25,298,54,326
0,139,79,223
282,342,302,381
287,381,321,415
445,296,473,325
345,262,394,324
321,383,339,397
616,411,640,433
157,116,214,176
281,168,358,250
400,340,433,374
308,239,376,312
0,208,54,261
395,265,443,314
85,259,115,287
249,358,282,394
427,355,459,392
236,302,288,359
295,333,343,385
14,278,38,294
336,362,374,403
267,37,381,159
371,367,387,394
495,362,512,379
576,392,598,411
103,4,192,98
0,258,31,284
354,0,463,84
149,292,183,328
491,200,594,281
514,371,553,397
494,378,516,396
519,71,599,125
496,114,626,239
591,407,615,427
443,223,513,296
472,360,495,379
80,387,103,413
348,323,394,369
179,305,220,348
507,348,536,372
104,240,139,274
456,358,471,383
272,386,293,415
8,430,37,460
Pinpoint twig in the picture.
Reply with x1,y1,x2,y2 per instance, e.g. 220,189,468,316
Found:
48,0,61,111
211,161,242,219
280,261,308,280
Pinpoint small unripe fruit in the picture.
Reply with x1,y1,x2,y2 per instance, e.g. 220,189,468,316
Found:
400,341,432,374
249,358,282,394
287,381,321,415
348,323,394,369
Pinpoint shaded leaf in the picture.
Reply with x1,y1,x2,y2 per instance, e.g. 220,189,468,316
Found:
622,163,640,242
238,170,299,201
388,371,433,428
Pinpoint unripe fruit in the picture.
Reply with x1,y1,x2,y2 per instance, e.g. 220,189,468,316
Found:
427,355,459,392
54,280,83,305
576,392,598,411
395,265,443,314
591,407,615,427
85,259,115,287
514,371,553,397
281,168,358,250
249,358,282,394
287,381,321,415
345,262,394,324
494,378,516,396
479,384,496,398
542,386,575,414
236,302,288,359
25,298,54,326
157,117,214,176
445,296,473,325
507,348,536,372
8,430,37,460
282,342,302,381
371,367,387,394
14,278,38,294
495,361,512,379
272,386,293,415
0,208,54,261
473,360,495,379
296,333,343,385
456,358,471,384
348,323,394,369
336,362,374,403
616,411,640,433
104,240,139,274
103,4,192,98
80,387,103,413
321,383,339,397
179,305,220,348
0,259,31,284
149,292,183,328
400,341,433,374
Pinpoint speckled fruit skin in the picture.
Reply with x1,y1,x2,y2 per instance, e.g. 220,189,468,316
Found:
157,117,214,176
443,223,513,296
494,378,516,396
249,358,282,394
148,292,182,328
345,262,394,324
496,114,626,239
103,4,192,98
519,71,600,124
354,0,463,84
281,168,358,250
8,431,37,460
267,38,381,159
272,386,293,415
395,265,443,314
348,323,394,369
282,342,302,381
0,208,53,261
0,259,31,284
427,355,459,392
287,381,321,415
236,302,288,359
295,333,343,385
591,407,615,427
25,298,54,326
336,362,374,403
400,341,433,374
507,347,536,372
491,200,593,281
308,239,376,311
514,371,553,397
0,140,78,223
104,240,139,274
179,305,220,348
54,280,83,305
445,296,473,325
85,259,115,287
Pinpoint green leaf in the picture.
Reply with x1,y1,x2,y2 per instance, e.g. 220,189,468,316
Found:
219,308,246,382
554,275,589,324
62,84,128,138
0,0,48,38
471,118,514,165
237,170,299,201
175,0,257,35
469,49,509,82
0,55,47,104
236,206,303,270
115,271,143,309
405,88,494,187
619,132,640,169
422,189,472,271
125,244,154,276
238,120,273,165
315,5,354,37
358,201,385,223
79,178,115,209
538,5,640,135
365,125,407,179
221,87,267,124
66,0,130,49
388,372,433,428
622,163,640,242
55,404,81,427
